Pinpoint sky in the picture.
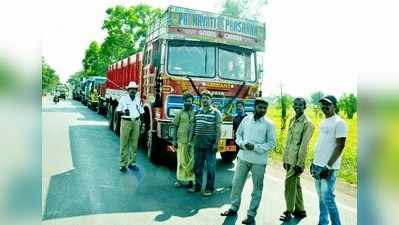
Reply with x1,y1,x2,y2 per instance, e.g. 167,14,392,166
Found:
41,0,399,98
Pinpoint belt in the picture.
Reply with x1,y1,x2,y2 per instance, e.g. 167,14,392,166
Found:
122,117,140,121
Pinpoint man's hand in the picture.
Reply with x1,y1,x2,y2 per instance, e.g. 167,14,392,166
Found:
244,143,254,151
283,163,289,170
212,143,218,152
293,165,304,176
319,166,332,179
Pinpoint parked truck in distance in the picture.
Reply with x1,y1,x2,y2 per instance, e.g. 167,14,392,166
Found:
101,6,266,164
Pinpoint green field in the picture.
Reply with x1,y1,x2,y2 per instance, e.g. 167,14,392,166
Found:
267,105,357,185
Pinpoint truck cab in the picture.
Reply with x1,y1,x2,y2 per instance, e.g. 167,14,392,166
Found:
140,6,265,162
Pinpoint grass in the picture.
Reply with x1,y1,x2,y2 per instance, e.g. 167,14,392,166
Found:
267,105,357,185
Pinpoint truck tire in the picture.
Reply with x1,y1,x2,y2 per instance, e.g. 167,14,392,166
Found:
146,130,161,164
220,151,238,163
113,108,120,136
107,104,113,130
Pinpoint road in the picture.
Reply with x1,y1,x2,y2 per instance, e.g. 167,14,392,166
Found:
42,97,357,225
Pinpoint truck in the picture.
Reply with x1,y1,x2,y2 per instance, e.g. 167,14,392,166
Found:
103,6,266,163
84,76,107,111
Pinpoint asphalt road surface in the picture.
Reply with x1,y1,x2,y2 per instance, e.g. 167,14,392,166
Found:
42,97,357,225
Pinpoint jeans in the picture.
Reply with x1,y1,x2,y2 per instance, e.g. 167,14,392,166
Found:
193,147,216,191
311,164,341,225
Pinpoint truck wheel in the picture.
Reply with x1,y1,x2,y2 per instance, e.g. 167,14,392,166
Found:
107,104,113,130
220,151,238,163
146,130,161,164
113,109,120,136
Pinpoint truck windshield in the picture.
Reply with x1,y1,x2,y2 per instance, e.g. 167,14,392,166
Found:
168,41,215,78
218,47,256,82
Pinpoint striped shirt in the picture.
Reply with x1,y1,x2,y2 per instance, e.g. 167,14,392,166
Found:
192,107,222,149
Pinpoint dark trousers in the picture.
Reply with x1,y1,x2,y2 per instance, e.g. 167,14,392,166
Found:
193,147,216,191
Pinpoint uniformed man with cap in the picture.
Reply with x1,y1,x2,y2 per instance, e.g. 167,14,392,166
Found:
116,81,144,172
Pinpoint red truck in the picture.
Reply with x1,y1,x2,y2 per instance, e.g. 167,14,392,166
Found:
102,6,266,163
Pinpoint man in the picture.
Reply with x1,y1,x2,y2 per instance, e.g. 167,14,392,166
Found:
233,101,247,132
221,98,276,225
188,90,222,197
116,81,144,172
172,93,195,188
311,95,347,225
279,97,314,221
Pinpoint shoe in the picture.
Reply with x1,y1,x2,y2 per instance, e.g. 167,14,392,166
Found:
119,166,127,172
174,181,183,188
186,181,193,188
128,164,139,171
220,209,237,217
279,211,292,221
188,186,201,193
292,210,307,219
202,189,213,197
242,215,255,224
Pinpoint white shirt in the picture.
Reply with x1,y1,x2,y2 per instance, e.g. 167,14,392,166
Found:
313,114,347,170
235,114,276,165
116,94,144,119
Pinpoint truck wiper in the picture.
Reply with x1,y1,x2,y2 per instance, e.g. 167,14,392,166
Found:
221,80,246,114
186,76,201,96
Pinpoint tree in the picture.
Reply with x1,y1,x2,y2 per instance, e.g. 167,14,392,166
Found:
82,41,102,77
99,4,162,68
338,93,357,119
220,0,267,20
42,57,60,94
310,91,324,118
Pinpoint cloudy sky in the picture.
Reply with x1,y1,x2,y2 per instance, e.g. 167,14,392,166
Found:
42,0,399,98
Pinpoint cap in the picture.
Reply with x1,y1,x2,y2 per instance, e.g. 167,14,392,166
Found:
200,90,212,98
319,95,337,105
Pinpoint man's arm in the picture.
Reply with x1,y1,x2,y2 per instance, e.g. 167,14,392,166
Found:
235,117,246,149
253,122,276,154
213,111,222,151
327,137,346,167
173,111,181,146
116,96,125,112
189,112,196,144
296,121,314,168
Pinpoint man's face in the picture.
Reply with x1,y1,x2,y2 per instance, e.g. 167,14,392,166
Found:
201,95,212,107
236,103,244,114
254,102,267,118
293,99,305,116
184,97,193,110
128,88,137,96
320,101,335,117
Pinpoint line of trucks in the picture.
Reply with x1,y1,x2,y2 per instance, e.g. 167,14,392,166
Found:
71,6,266,164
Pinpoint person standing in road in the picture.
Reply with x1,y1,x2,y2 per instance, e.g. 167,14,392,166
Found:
116,81,144,172
311,95,347,225
188,90,222,197
172,92,195,188
279,97,314,222
221,98,276,225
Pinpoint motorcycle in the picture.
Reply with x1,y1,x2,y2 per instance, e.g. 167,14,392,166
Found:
53,95,59,104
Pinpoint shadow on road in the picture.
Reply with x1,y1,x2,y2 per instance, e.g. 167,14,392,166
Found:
43,123,236,222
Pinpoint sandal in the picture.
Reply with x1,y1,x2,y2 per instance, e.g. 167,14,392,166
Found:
174,181,183,188
293,210,307,218
279,211,292,221
220,209,237,217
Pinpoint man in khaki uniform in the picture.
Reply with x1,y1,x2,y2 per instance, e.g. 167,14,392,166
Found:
279,97,314,221
116,81,144,172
